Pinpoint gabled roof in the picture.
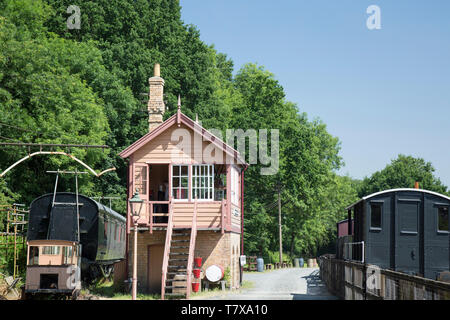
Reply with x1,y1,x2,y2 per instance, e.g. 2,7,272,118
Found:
119,110,247,166
345,188,450,210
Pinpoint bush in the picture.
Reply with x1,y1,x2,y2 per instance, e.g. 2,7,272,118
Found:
223,267,231,287
0,235,27,279
264,251,292,264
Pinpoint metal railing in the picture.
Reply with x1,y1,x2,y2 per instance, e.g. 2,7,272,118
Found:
344,241,365,263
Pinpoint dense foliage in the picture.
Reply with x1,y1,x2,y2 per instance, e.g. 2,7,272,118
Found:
0,1,447,267
357,155,448,198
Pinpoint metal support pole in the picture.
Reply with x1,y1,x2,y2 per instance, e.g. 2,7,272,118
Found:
132,223,138,300
13,205,17,279
52,171,60,208
278,186,282,264
6,209,9,261
75,169,80,242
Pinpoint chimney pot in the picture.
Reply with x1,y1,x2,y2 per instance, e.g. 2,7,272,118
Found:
414,181,419,189
154,63,160,77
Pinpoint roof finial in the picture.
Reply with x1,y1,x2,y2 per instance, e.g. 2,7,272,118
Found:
176,94,182,127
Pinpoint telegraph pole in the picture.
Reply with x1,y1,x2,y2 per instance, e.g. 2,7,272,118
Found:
277,182,283,264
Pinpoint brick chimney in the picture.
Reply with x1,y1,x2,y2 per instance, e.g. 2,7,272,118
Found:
148,63,165,132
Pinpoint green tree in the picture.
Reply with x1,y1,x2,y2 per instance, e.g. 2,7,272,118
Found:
232,63,347,259
41,0,241,213
0,0,365,259
0,12,110,204
44,0,235,131
358,155,448,198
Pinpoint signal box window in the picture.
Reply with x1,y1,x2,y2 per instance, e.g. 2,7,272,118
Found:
192,165,214,200
230,166,240,205
370,203,382,230
438,206,449,233
172,165,189,200
134,166,148,195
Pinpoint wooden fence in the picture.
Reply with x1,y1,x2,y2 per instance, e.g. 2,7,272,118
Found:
319,255,450,300
243,256,294,271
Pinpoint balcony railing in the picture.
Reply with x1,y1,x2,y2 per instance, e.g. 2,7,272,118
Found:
344,241,365,263
135,200,227,233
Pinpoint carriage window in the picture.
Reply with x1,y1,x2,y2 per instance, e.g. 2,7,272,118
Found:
172,165,189,200
63,246,73,257
438,207,449,232
63,246,73,264
104,221,108,239
42,246,60,255
29,246,39,265
370,203,382,229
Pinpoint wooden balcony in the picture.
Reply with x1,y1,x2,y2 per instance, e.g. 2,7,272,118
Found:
134,199,228,233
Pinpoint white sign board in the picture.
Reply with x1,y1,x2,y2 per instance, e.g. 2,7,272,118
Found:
239,255,246,266
205,265,224,282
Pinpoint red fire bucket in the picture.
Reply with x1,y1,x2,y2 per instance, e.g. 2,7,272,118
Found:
193,269,201,278
192,282,200,292
194,257,202,268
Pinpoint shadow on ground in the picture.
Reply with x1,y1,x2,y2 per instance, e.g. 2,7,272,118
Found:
291,269,338,300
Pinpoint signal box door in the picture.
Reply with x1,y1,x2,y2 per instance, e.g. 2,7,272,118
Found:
147,244,164,294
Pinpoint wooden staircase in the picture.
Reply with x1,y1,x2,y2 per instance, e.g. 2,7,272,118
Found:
161,200,198,300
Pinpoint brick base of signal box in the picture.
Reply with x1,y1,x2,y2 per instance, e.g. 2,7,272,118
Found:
127,230,241,294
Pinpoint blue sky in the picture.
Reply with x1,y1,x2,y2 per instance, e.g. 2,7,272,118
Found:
180,0,450,187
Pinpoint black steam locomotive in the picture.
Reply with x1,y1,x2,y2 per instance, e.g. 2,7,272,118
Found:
25,192,126,297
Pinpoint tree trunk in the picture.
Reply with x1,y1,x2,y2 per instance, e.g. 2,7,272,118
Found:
289,232,295,260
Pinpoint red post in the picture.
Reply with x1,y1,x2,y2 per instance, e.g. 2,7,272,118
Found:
149,201,153,234
226,165,231,231
221,199,225,234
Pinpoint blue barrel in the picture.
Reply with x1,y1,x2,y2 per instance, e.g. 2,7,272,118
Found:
299,258,304,268
256,258,264,272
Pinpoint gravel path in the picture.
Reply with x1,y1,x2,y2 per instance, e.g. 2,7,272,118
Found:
196,267,338,300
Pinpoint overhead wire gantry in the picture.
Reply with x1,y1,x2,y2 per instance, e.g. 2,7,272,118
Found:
0,142,116,178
